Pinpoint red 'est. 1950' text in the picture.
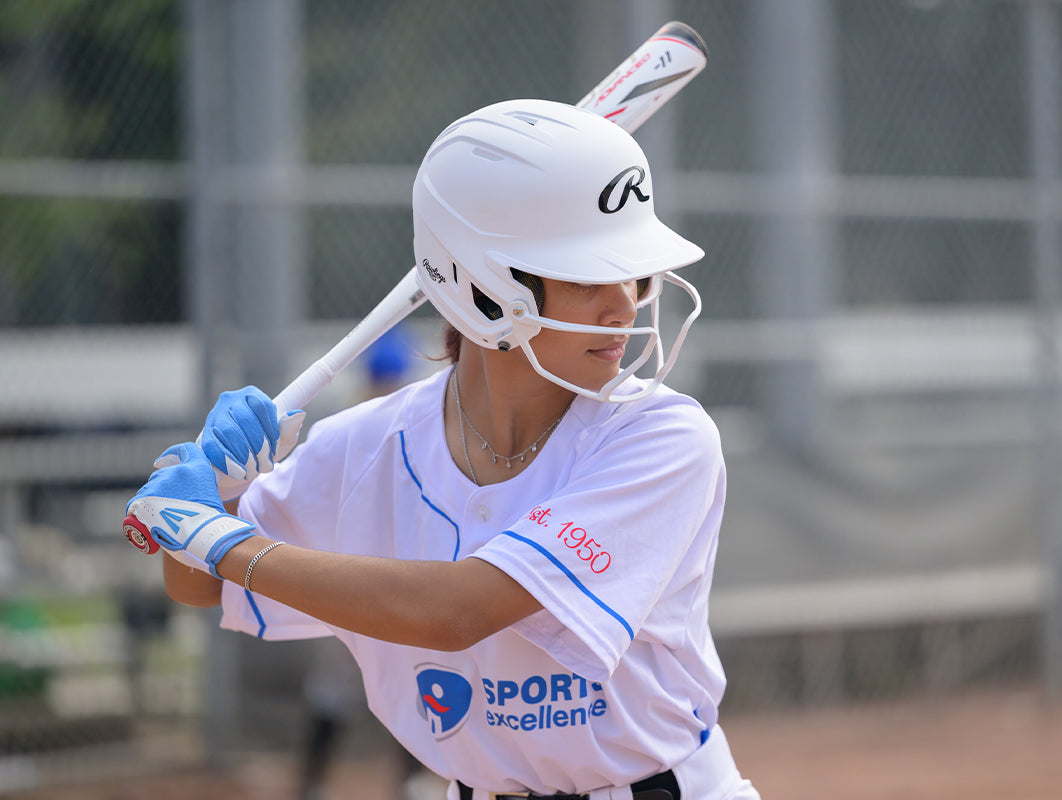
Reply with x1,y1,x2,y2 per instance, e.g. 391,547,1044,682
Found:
526,506,612,573
558,521,611,573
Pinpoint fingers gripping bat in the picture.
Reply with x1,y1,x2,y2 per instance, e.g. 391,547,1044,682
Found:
123,22,708,555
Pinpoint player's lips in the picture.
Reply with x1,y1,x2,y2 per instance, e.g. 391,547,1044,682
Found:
588,338,628,362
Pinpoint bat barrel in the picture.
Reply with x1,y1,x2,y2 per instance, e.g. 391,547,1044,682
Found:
575,21,708,134
655,21,709,60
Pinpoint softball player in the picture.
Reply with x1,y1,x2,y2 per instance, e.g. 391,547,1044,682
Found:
129,100,761,800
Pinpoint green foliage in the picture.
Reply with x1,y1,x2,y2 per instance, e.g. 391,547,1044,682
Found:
0,1,180,326
304,0,578,163
0,196,180,326
0,0,178,159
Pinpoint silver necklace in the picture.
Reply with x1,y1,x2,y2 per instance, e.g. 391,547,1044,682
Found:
451,370,569,479
451,371,479,485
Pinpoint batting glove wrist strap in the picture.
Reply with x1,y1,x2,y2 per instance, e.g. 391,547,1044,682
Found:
126,496,257,578
166,549,212,574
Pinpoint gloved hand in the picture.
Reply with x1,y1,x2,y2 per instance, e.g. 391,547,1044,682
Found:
125,442,257,577
155,386,306,502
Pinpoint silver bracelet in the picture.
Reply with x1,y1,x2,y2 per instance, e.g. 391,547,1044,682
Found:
243,541,286,592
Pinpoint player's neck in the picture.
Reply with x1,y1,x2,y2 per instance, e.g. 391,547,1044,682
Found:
452,355,573,451
444,356,573,486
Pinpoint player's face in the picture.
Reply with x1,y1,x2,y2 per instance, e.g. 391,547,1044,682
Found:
531,277,644,392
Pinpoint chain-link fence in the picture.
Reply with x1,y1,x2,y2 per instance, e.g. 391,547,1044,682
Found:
2,0,1062,793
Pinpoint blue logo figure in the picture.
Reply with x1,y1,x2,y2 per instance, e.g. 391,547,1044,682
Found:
415,664,473,738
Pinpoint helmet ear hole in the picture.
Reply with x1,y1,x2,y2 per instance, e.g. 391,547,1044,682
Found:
471,283,504,321
510,268,545,313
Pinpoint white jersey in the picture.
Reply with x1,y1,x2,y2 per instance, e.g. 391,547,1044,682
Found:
220,366,731,795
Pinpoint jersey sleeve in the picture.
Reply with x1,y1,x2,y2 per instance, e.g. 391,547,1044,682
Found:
219,411,357,641
471,398,726,683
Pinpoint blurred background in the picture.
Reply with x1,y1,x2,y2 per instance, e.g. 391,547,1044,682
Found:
2,0,1062,796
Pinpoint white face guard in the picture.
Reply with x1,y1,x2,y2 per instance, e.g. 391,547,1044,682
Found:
497,270,703,403
412,98,705,402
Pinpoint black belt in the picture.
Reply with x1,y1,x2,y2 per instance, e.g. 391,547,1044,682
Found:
457,769,680,800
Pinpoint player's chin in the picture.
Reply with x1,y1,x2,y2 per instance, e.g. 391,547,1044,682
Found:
567,358,624,394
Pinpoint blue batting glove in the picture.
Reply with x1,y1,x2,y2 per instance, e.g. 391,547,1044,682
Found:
127,442,257,577
155,386,305,502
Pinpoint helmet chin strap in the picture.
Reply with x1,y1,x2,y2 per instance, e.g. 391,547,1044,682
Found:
515,271,702,403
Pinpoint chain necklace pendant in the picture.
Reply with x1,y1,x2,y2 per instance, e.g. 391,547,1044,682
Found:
453,369,571,476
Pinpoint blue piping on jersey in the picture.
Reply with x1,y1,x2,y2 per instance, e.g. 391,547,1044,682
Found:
399,430,462,561
499,529,635,641
245,588,268,638
693,709,712,745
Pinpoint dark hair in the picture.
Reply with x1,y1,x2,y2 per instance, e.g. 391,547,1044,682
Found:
443,322,462,363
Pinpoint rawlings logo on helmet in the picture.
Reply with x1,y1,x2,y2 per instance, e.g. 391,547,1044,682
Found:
598,166,650,214
422,258,446,284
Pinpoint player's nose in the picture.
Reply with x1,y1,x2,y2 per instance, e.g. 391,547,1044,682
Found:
599,280,640,327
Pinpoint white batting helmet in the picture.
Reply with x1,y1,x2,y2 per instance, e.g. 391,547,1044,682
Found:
412,98,703,402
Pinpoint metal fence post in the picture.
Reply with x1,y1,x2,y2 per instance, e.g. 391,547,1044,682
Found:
749,0,838,455
1027,1,1062,698
183,0,306,763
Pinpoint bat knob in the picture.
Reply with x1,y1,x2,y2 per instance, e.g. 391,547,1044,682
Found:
123,514,159,555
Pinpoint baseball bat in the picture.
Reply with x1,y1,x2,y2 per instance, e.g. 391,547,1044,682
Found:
123,21,707,555
272,20,708,417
